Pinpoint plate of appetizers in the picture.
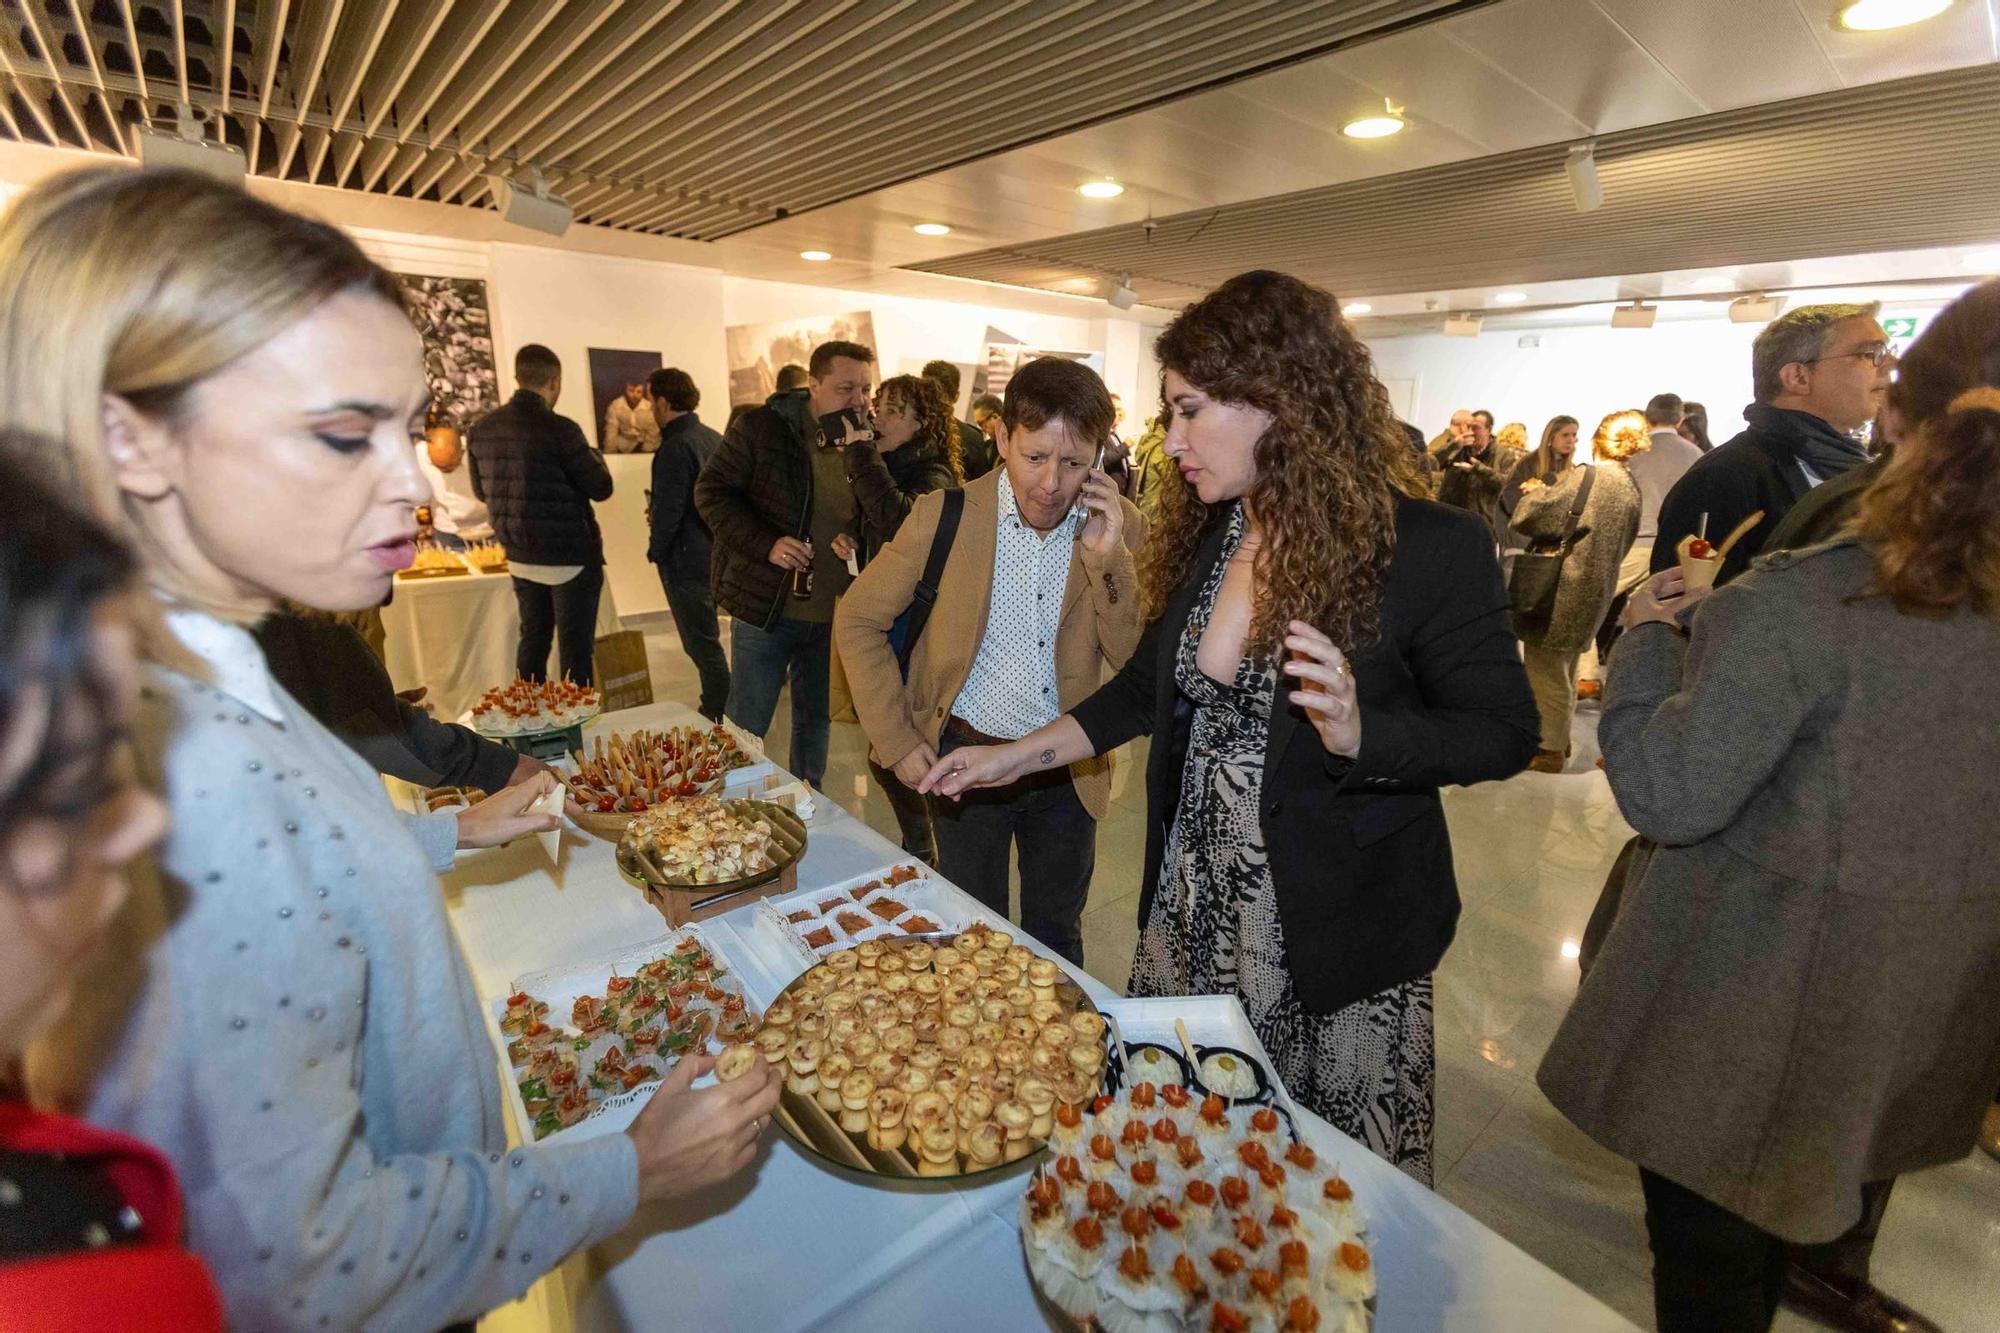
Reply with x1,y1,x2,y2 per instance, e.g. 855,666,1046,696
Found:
491,928,760,1142
395,542,470,578
755,861,959,964
758,924,1116,1182
614,796,806,899
469,678,601,738
1021,1082,1375,1332
461,539,510,574
566,723,759,836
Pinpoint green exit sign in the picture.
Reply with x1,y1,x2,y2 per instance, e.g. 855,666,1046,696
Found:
1882,316,1920,339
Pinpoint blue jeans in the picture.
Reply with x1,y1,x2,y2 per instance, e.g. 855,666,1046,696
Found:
726,617,831,787
657,566,730,722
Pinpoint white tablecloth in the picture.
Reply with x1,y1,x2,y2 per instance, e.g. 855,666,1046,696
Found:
440,701,1637,1332
381,568,623,718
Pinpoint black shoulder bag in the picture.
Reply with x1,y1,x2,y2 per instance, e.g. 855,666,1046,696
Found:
887,488,966,680
1506,466,1594,640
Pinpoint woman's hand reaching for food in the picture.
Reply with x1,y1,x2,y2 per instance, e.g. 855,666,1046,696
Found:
626,1051,781,1204
455,771,563,849
1622,567,1712,632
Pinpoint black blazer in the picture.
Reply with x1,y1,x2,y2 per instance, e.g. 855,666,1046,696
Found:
1071,497,1538,1013
647,411,724,582
1649,407,1819,587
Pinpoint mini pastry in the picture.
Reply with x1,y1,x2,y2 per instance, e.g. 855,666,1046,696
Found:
907,1090,951,1132
1038,1022,1077,1053
979,998,1012,1025
866,1052,904,1086
1006,944,1034,970
894,1065,933,1097
1017,1076,1056,1138
1004,985,1036,1015
763,999,796,1029
1068,1011,1107,1045
996,1099,1034,1162
1029,998,1066,1027
825,949,860,974
816,1052,855,1113
875,951,906,977
844,1032,881,1064
714,1044,759,1083
960,1045,997,1077
952,932,984,958
994,1038,1032,1074
964,1120,1006,1170
900,942,935,973
936,1026,972,1058
970,1021,1006,1049
785,1038,824,1098
985,930,1014,952
1027,959,1061,1003
881,1026,918,1059
971,948,1002,977
867,1087,910,1152
908,1047,944,1076
755,1027,792,1066
855,940,886,968
839,1070,876,1133
916,1124,960,1176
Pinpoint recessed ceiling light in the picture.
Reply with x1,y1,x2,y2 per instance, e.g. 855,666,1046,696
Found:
1960,248,2000,272
1835,0,1953,32
1342,302,1372,316
799,249,831,262
1077,179,1125,199
1688,275,1733,293
1493,291,1528,305
1341,100,1406,139
913,222,951,236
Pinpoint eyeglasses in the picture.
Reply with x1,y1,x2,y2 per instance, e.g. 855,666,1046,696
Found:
1806,342,1898,369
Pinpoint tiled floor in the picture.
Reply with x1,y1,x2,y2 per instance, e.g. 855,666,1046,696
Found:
633,617,2000,1332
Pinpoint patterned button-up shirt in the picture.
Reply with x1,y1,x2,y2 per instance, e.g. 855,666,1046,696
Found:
953,478,1083,739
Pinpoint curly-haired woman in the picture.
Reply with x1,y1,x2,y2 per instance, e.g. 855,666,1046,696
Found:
1539,279,2000,1333
924,270,1539,1180
846,373,963,862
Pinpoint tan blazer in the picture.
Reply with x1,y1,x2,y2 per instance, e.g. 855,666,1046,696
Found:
834,469,1145,819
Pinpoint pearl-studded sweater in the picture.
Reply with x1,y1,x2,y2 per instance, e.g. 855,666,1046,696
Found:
65,610,638,1332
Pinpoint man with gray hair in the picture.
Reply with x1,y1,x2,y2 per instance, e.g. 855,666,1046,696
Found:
1649,303,1893,586
1625,392,1703,578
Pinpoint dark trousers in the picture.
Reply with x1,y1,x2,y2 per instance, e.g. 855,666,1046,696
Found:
931,730,1094,966
657,565,730,722
867,754,935,863
512,566,603,684
725,616,831,788
1641,1169,1896,1333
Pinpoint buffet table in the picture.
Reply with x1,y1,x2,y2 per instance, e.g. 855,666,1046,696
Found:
382,568,623,718
437,700,1637,1332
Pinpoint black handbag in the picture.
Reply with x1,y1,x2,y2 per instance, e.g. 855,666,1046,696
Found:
1506,466,1594,639
886,488,965,680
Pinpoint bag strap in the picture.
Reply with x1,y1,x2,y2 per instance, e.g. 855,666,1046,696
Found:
1557,465,1595,547
896,488,966,673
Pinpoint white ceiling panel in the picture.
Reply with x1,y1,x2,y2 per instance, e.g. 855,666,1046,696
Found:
1440,0,1711,130
1593,0,1835,110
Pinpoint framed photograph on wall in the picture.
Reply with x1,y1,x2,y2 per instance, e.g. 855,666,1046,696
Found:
588,348,665,452
394,274,501,432
725,310,877,404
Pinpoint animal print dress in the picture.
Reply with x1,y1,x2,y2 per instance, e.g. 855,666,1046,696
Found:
1128,505,1437,1185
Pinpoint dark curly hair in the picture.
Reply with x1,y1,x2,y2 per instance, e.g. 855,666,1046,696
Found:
875,374,962,481
1143,270,1425,654
1854,278,2000,618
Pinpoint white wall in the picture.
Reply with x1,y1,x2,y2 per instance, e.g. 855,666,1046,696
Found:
1367,318,1766,445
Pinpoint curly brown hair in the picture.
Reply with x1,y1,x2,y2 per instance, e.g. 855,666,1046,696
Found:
876,373,962,481
1142,270,1426,653
1853,279,2000,618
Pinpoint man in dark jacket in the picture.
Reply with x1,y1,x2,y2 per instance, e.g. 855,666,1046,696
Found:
1431,409,1521,546
967,393,1004,481
922,359,994,483
694,340,869,787
468,343,615,683
1650,302,1894,587
646,366,729,722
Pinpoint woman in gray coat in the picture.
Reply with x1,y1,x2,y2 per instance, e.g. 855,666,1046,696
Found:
1538,280,2000,1333
1509,410,1642,772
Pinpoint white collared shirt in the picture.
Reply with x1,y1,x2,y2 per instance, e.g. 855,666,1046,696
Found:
952,479,1081,739
413,445,492,539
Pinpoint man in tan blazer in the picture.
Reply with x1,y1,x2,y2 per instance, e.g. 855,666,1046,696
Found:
836,358,1143,965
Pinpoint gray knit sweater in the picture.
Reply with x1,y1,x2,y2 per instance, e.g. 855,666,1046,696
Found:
58,610,637,1331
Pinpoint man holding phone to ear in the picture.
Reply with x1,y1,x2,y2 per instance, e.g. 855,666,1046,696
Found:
695,340,867,787
835,357,1143,965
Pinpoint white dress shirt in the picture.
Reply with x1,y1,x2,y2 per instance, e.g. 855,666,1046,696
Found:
603,395,660,454
414,444,492,539
952,479,1082,739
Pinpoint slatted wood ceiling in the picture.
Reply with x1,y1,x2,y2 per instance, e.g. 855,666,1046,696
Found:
907,63,2000,306
0,0,1476,239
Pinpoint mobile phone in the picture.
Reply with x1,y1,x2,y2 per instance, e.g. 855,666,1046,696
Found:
819,409,872,447
1091,441,1106,472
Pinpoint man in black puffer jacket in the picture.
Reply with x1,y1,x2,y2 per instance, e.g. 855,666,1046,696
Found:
468,343,615,684
695,340,870,787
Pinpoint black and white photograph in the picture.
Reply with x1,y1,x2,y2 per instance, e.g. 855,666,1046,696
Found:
394,273,501,431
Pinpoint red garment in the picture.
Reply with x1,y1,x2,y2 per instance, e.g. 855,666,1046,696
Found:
0,1101,224,1333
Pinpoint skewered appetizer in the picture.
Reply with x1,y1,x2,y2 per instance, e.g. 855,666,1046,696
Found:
461,539,510,572
500,933,759,1140
767,924,1108,1176
397,542,467,576
470,678,601,736
622,797,778,885
567,724,753,814
1022,1087,1375,1333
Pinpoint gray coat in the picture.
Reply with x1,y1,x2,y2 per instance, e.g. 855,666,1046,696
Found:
1510,461,1641,653
1538,540,2000,1242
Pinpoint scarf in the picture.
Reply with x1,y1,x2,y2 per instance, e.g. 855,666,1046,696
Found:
1744,403,1870,480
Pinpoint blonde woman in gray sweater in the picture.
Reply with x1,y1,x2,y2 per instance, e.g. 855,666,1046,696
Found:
1,167,778,1332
